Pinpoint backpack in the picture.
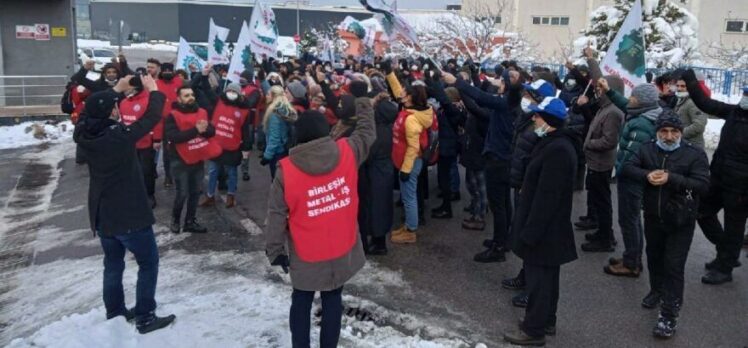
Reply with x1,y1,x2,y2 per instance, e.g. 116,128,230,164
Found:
419,111,439,166
61,82,75,114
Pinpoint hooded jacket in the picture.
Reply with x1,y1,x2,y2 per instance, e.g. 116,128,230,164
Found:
73,91,165,236
265,97,375,291
263,103,299,160
386,72,434,173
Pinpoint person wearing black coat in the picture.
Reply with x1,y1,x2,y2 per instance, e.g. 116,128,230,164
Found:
504,98,578,346
682,70,748,285
460,95,490,230
73,75,176,334
621,114,709,339
358,91,398,255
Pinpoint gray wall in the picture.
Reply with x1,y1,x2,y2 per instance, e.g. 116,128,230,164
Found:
89,3,179,42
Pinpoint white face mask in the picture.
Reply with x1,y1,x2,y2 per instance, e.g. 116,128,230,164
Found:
521,98,533,113
76,85,86,93
226,91,239,101
675,91,688,98
534,124,550,138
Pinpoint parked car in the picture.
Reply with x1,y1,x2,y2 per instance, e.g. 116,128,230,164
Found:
78,48,116,71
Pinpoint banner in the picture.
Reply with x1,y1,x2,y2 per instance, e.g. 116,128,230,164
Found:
208,18,230,65
359,0,418,45
227,21,253,83
177,36,207,72
248,0,279,58
599,0,646,96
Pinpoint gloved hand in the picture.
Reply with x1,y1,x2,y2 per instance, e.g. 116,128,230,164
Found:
260,157,270,166
399,171,410,182
270,254,289,274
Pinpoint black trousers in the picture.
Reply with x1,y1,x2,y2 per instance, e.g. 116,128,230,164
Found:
162,146,172,180
171,160,203,222
644,217,695,309
437,156,457,209
290,287,343,348
137,148,156,196
698,184,748,273
522,263,560,337
586,169,613,241
485,156,511,247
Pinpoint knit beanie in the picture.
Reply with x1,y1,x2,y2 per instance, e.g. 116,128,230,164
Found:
287,81,307,100
295,110,330,144
655,110,684,131
225,82,242,94
631,83,660,109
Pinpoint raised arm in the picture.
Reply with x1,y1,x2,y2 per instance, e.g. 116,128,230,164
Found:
346,97,376,166
682,69,735,118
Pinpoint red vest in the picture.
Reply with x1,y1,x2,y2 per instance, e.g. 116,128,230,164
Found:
241,84,262,126
211,100,249,151
391,109,436,170
119,91,153,149
70,86,89,124
172,108,223,165
280,140,359,262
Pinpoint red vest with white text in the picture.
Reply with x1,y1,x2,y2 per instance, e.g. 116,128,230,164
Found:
280,139,358,262
211,100,249,151
119,91,153,149
172,108,223,165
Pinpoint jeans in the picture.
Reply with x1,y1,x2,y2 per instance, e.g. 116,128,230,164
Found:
290,287,343,348
465,169,487,218
485,156,511,247
171,160,204,222
137,148,157,196
522,263,560,337
437,156,457,207
644,217,695,308
617,177,644,268
698,184,748,273
400,158,423,230
207,161,238,196
587,169,613,242
99,226,159,320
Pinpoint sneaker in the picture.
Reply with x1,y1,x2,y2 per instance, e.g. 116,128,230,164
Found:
641,291,662,309
170,219,181,234
704,258,741,270
462,216,486,231
183,219,208,233
512,292,529,308
136,312,176,334
474,245,506,263
652,315,677,339
574,220,598,230
502,276,526,290
391,230,417,244
701,270,733,285
199,196,215,207
603,262,640,278
581,239,614,252
503,329,545,346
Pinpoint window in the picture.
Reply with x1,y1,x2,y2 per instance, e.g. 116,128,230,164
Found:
532,16,570,26
725,20,745,33
495,16,502,24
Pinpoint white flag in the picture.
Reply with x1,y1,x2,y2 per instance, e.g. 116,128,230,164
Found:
360,0,417,44
600,0,646,96
208,18,230,65
248,1,279,58
177,37,207,72
227,21,253,83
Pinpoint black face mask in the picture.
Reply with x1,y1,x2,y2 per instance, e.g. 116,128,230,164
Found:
162,73,174,81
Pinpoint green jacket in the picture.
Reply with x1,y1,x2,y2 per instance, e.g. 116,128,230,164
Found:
615,109,659,174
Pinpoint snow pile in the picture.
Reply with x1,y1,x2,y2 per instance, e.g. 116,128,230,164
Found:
6,251,475,348
0,121,73,150
77,39,177,52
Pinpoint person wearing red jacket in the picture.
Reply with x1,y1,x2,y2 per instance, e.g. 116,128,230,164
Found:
70,84,91,164
155,63,185,188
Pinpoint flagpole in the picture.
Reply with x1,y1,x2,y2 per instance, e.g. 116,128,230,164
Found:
296,0,300,37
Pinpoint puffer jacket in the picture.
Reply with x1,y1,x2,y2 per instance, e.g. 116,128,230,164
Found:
262,104,298,161
265,97,375,291
622,141,710,226
386,72,433,173
674,96,707,148
615,107,661,173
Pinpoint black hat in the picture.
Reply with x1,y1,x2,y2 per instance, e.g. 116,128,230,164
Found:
655,110,684,131
85,91,121,119
349,80,368,98
240,69,254,85
336,95,357,120
295,110,330,144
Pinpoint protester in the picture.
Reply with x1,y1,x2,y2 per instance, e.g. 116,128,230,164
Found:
622,113,709,339
674,78,707,148
72,59,127,93
503,97,578,346
264,96,375,348
156,62,185,188
145,58,161,79
460,94,490,231
73,74,176,334
261,85,299,179
164,86,221,233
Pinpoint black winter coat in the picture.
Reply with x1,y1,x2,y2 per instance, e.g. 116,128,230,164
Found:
511,129,579,266
369,99,398,161
429,81,466,158
74,91,165,236
460,95,489,170
510,128,541,188
622,141,710,226
685,74,748,193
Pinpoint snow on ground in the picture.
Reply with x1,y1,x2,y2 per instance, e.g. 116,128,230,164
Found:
0,121,73,150
77,39,178,52
5,249,476,348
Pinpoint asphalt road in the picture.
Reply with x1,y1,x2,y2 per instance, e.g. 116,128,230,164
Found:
1,139,746,347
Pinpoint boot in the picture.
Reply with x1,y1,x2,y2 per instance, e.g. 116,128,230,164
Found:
705,258,741,270
106,308,135,322
502,275,526,290
462,216,486,231
604,262,640,278
503,329,545,346
366,237,388,255
518,318,556,336
512,292,529,308
391,228,416,244
225,194,236,208
136,312,177,334
641,290,662,309
608,257,623,265
701,270,733,285
199,195,215,207
474,243,506,263
431,203,452,219
390,225,407,238
652,314,677,339
170,218,181,234
183,219,208,233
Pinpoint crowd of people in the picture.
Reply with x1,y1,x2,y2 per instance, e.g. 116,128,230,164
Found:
65,46,748,346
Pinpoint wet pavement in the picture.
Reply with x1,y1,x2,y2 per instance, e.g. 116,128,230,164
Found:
1,139,747,347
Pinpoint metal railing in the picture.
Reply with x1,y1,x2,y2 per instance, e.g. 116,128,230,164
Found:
0,75,68,116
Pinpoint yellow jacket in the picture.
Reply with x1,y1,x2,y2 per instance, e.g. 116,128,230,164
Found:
386,72,433,174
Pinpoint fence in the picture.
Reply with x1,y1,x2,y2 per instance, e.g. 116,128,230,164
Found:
0,76,67,116
505,62,747,96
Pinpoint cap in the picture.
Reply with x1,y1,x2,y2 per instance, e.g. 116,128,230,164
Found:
529,97,568,120
523,79,556,99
